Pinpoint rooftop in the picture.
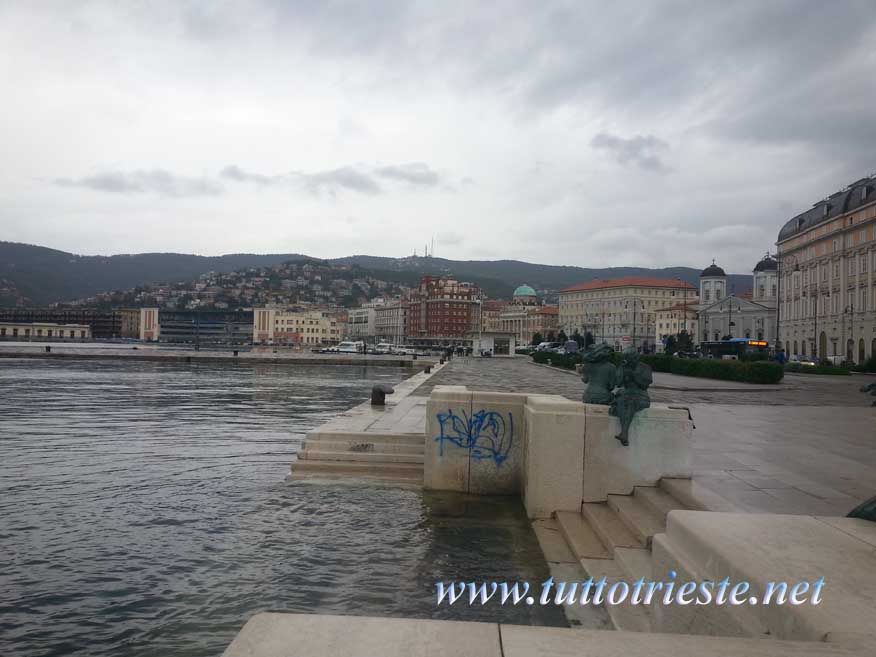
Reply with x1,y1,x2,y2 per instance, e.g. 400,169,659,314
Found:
778,174,876,242
561,277,696,293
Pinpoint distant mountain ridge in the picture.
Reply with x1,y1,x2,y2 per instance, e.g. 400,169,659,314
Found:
0,241,753,307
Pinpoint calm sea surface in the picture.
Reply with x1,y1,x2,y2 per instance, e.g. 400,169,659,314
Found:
0,358,563,657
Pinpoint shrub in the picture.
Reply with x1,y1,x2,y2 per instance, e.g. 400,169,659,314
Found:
640,355,784,384
535,352,784,384
531,351,581,370
852,356,876,373
785,362,851,375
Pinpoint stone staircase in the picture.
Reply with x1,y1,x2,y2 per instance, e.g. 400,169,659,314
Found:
548,479,699,632
290,431,425,485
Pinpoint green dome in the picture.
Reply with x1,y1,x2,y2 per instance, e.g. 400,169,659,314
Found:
513,284,537,298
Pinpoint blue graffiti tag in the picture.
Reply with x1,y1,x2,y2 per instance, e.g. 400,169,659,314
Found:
434,408,513,466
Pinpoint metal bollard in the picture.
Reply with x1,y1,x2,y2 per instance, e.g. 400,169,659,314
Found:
45,345,51,353
371,384,395,406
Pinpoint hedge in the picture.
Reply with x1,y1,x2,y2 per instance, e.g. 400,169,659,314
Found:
531,351,581,370
785,362,851,376
640,355,784,384
532,351,784,384
852,356,876,373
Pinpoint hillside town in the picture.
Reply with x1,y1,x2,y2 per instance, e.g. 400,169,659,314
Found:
1,173,875,366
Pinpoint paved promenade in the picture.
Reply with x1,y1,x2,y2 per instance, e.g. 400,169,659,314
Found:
413,357,876,516
0,343,433,367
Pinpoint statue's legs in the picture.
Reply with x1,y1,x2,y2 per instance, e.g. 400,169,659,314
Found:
614,395,630,446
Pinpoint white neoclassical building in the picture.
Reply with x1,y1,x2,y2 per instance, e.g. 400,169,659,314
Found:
694,256,778,344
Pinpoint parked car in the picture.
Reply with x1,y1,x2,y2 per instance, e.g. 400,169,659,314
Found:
788,355,817,366
536,341,562,352
336,341,364,354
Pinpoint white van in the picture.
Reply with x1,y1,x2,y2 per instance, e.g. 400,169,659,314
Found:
374,342,396,354
337,341,364,354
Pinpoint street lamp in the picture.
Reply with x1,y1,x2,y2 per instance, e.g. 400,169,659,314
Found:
775,253,799,351
842,304,854,362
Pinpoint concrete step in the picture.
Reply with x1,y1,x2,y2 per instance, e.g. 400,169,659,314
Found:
581,502,645,551
298,450,424,464
302,439,424,455
579,557,653,633
306,431,425,446
659,478,741,512
288,471,423,486
607,494,666,547
614,547,654,582
554,511,610,560
634,485,688,519
291,459,423,478
532,518,613,630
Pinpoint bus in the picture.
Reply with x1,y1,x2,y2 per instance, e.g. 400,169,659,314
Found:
699,338,771,360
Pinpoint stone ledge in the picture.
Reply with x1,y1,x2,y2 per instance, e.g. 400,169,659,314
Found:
222,613,862,657
652,511,876,644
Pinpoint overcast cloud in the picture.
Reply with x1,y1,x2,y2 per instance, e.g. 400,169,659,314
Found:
2,1,875,272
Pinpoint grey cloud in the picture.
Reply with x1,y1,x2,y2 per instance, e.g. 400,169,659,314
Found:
53,169,222,197
221,162,446,195
296,167,382,196
219,165,282,186
375,162,440,186
590,133,670,172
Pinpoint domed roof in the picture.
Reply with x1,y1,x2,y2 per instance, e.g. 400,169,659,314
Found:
513,284,537,298
700,260,726,278
753,254,778,272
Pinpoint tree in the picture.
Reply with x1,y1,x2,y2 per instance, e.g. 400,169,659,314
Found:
546,331,556,342
584,331,595,349
676,330,694,352
557,329,568,343
531,332,543,345
664,335,678,355
572,329,585,347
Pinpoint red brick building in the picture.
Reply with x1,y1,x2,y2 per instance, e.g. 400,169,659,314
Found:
407,276,482,346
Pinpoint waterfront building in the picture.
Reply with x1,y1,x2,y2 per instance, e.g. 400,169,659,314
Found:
253,308,342,346
0,321,91,340
693,257,777,344
479,299,506,334
374,300,408,343
406,276,482,347
119,308,141,338
654,305,699,352
559,277,696,351
139,307,159,341
346,298,385,343
776,174,876,362
496,285,559,345
0,308,123,339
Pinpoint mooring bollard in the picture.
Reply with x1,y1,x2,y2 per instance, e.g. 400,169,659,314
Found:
440,357,445,364
233,350,239,356
424,365,431,373
45,345,51,353
371,384,395,406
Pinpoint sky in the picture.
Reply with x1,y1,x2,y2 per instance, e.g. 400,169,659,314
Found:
2,1,875,274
